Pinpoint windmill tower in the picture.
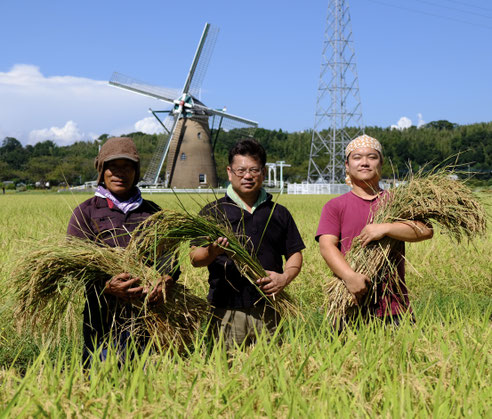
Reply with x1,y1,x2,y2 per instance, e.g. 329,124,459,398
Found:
308,0,364,184
110,23,257,188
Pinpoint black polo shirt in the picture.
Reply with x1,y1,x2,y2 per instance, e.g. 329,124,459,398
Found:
200,193,305,309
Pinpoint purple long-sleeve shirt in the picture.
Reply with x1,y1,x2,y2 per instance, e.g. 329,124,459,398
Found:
67,196,177,360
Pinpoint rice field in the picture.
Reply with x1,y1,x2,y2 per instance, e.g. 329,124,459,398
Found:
0,191,491,417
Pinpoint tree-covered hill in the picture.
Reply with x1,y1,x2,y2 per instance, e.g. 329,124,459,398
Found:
1,121,490,188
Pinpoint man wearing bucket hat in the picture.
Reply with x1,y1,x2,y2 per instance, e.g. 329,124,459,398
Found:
315,135,433,322
67,137,178,363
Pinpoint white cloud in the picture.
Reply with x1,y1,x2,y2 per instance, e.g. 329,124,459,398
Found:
134,116,163,135
28,120,97,146
0,64,170,146
416,113,425,128
391,116,412,130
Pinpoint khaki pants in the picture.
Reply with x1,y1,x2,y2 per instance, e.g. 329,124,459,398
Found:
210,305,280,349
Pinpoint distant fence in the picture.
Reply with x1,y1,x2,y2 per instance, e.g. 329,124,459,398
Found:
68,184,352,195
287,183,351,195
141,188,227,194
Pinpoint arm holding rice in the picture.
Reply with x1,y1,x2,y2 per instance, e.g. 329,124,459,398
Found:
317,135,434,317
358,221,433,247
191,236,303,297
256,251,303,296
67,137,179,362
319,234,371,302
67,196,173,303
319,221,433,303
190,236,230,267
190,139,305,348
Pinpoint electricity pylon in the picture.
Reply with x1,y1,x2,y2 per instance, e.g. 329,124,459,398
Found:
308,0,364,183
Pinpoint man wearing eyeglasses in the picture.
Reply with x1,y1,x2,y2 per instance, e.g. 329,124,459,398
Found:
190,138,305,349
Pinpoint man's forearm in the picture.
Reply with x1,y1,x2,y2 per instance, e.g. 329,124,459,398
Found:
190,246,216,267
282,251,303,284
319,240,355,281
384,221,433,242
359,221,433,247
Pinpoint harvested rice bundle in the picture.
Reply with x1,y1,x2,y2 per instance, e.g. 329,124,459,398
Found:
129,209,300,318
127,210,183,264
324,169,487,324
13,238,208,349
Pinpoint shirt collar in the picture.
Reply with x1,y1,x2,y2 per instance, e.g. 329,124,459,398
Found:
226,184,268,213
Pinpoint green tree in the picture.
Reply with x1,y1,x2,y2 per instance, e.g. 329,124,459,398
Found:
0,137,28,170
424,120,458,130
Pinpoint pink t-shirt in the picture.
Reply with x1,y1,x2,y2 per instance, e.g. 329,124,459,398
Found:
316,191,409,317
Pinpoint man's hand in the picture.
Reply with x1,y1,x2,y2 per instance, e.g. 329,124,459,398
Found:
359,223,389,247
256,271,289,297
191,236,231,267
342,271,371,303
104,273,143,302
146,275,174,305
207,236,230,258
359,221,433,246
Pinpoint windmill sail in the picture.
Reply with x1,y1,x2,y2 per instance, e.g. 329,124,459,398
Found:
110,72,179,104
142,114,178,184
209,112,257,142
183,23,220,98
109,22,258,187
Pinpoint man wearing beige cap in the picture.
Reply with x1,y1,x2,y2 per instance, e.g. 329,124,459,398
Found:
315,135,433,323
67,137,178,364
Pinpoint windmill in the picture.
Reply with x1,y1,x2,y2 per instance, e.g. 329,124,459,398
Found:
109,23,258,188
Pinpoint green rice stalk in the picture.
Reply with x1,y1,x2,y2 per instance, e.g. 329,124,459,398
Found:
324,167,487,326
128,208,300,318
13,238,208,350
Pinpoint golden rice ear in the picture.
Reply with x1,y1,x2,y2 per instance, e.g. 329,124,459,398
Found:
345,174,352,187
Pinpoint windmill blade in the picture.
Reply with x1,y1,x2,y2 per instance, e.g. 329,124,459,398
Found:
182,23,220,98
110,72,180,104
142,113,179,184
197,105,258,127
208,111,258,153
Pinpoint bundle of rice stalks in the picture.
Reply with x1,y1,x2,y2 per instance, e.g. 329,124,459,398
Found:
127,211,183,264
13,238,208,350
129,208,300,318
324,168,487,325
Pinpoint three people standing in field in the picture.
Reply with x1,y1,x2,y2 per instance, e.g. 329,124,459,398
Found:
67,134,433,362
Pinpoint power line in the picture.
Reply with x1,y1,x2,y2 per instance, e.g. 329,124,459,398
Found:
444,0,492,13
366,0,492,30
413,0,492,20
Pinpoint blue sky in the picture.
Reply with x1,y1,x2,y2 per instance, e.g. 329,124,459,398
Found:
1,0,491,145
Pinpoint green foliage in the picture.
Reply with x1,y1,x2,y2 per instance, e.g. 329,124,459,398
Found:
424,120,458,130
365,122,492,183
0,193,490,416
1,121,491,187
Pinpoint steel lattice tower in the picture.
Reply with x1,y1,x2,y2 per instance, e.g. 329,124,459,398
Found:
308,0,364,183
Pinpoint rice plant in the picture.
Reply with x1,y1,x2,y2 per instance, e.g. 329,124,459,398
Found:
0,192,490,417
324,168,487,325
12,238,208,351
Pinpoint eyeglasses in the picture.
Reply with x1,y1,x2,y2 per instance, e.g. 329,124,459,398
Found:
229,166,263,177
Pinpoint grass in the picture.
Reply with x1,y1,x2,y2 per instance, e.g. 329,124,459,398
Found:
0,191,490,416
